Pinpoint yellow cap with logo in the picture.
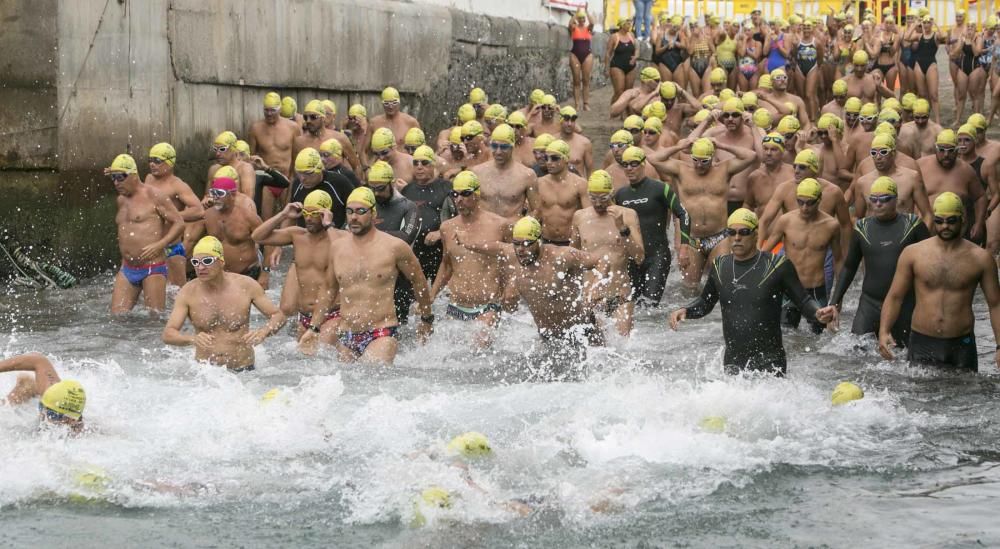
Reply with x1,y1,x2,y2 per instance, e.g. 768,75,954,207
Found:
530,89,545,105
794,149,820,173
404,128,426,147
936,129,958,146
727,208,758,230
541,94,557,107
701,95,720,109
469,87,488,105
647,101,667,120
40,380,86,420
913,99,930,116
722,97,744,113
491,124,516,145
446,431,492,458
347,186,377,209
546,139,571,158
304,99,326,116
453,171,480,193
832,79,848,96
320,138,343,158
214,131,238,147
623,115,645,131
710,67,727,84
643,117,663,134
640,67,661,82
457,103,476,123
692,109,711,124
610,129,634,145
853,50,869,65
691,138,715,160
512,216,542,241
149,143,176,166
660,81,677,99
295,148,324,174
412,145,435,163
957,123,978,138
587,170,613,194
367,160,394,184
776,115,800,134
871,133,896,150
280,96,297,118
107,153,138,174
449,126,463,145
560,105,578,119
348,104,367,118
485,103,508,121
213,165,239,183
741,91,758,109
870,176,897,196
753,108,773,130
758,74,772,89
263,92,281,109
371,127,395,152
933,191,963,217
817,113,842,131
968,113,988,131
762,132,785,151
878,109,900,124
381,86,401,102
860,102,878,117
507,111,528,127
845,97,863,113
304,189,333,210
533,133,555,151
831,382,864,406
193,235,225,259
796,177,822,199
461,120,484,137
719,88,735,103
882,97,901,112
622,146,646,163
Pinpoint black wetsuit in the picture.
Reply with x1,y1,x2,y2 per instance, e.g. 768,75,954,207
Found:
684,251,824,375
329,164,361,190
275,170,355,229
374,191,421,324
830,213,929,343
614,177,691,305
252,168,291,217
400,178,452,282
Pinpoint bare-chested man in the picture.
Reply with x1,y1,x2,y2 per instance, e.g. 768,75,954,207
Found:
820,80,849,118
430,174,510,348
534,139,590,245
761,178,843,333
249,92,302,217
917,129,987,242
458,121,492,171
957,124,1000,259
369,127,414,188
106,154,184,314
529,95,562,137
435,104,476,153
649,136,757,288
811,114,852,190
842,50,894,105
507,111,536,168
252,191,345,353
162,236,286,372
471,124,538,223
604,130,658,190
843,97,865,140
571,171,644,336
557,106,593,177
853,133,932,226
366,87,421,153
757,68,811,131
610,67,661,118
879,192,1000,371
345,104,369,155
208,131,256,199
658,82,702,135
317,99,362,175
745,133,794,215
438,128,469,179
200,172,266,286
143,142,204,287
299,187,433,364
701,99,764,215
293,100,340,168
895,99,942,159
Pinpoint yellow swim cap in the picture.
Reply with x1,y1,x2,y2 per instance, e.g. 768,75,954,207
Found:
831,382,864,406
882,98,901,112
367,160,394,184
870,176,897,196
149,143,176,166
322,99,337,117
213,165,239,184
878,109,900,125
692,109,711,124
913,99,930,116
461,120,484,138
794,150,820,173
214,131,238,148
530,88,545,105
420,486,452,508
796,177,822,199
933,191,964,217
853,50,869,65
722,97,744,113
260,388,281,403
720,88,735,103
776,115,800,134
623,115,645,131
874,122,896,138
640,67,661,82
762,132,786,151
347,186,377,209
901,93,917,110
304,99,326,117
758,74,773,89
641,104,652,119
449,126,463,145
484,103,508,121
446,431,492,457
280,96,297,118
832,79,848,96
770,68,787,80
871,133,896,150
741,91,758,109
533,133,555,151
660,81,677,100
622,146,646,163
647,101,667,120
348,104,367,119
412,145,435,163
381,86,401,102
491,124,516,145
845,97,863,114
710,67,727,84
860,102,878,117
957,123,978,139
753,108,773,130
936,129,958,147
691,138,715,160
263,91,281,109
560,105,578,119
610,129,634,145
453,170,480,193
643,117,663,134
320,138,343,159
469,87,488,105
507,111,528,127
512,216,542,241
40,380,86,420
371,127,395,152
699,416,727,433
295,148,323,174
968,113,988,131
727,208,758,230
546,139,571,159
304,189,333,211
701,95,720,109
989,16,1000,29
817,113,842,130
193,235,224,259
456,103,476,124
587,170,613,194
541,94,557,107
404,128,426,147
234,140,250,156
107,153,138,174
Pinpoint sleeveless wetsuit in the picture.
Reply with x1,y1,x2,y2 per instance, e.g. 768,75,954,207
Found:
611,37,637,73
614,177,691,305
571,25,593,64
830,213,929,343
797,39,818,74
914,33,938,73
684,251,823,375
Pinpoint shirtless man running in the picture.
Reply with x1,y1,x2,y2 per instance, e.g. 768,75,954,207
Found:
369,127,414,187
208,131,256,199
853,133,932,226
143,142,204,287
249,92,302,217
106,154,184,315
701,98,765,215
200,170,266,286
162,236,286,372
471,124,539,223
534,139,590,245
557,106,593,177
895,99,943,159
744,133,794,215
917,129,987,242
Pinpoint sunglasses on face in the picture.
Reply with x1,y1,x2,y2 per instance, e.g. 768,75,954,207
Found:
109,173,128,183
509,124,526,130
367,184,390,193
490,142,513,151
39,403,75,423
190,256,219,267
461,135,477,142
622,160,643,168
870,148,892,157
412,159,432,166
264,107,280,115
797,197,819,207
213,145,230,153
304,114,322,121
628,128,642,134
725,227,755,236
721,112,741,119
563,116,579,122
611,142,629,149
937,146,957,153
643,130,660,136
404,146,418,154
513,239,538,247
208,188,230,199
320,152,334,159
783,133,797,140
149,158,165,165
869,194,896,204
546,155,565,163
933,215,961,225
374,149,391,157
345,206,372,215
449,189,476,198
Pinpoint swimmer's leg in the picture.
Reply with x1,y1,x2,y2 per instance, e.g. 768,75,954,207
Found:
360,335,399,365
319,316,341,348
110,270,142,315
680,244,707,291
141,271,168,313
279,264,300,317
166,255,187,287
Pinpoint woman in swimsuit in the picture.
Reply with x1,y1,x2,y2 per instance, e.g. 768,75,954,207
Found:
714,18,739,89
947,10,969,110
568,10,595,112
899,14,919,95
978,18,1000,124
652,14,687,91
606,18,638,106
833,25,853,80
873,15,899,94
906,16,946,123
737,22,763,91
763,22,790,76
686,23,715,95
790,19,823,122
950,22,979,124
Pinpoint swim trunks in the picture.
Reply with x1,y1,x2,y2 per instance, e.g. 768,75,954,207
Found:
339,326,399,356
690,229,728,255
446,302,502,321
541,238,572,246
121,261,167,286
907,330,978,371
165,242,185,258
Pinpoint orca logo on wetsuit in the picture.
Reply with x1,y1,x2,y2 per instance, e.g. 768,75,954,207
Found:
620,198,649,206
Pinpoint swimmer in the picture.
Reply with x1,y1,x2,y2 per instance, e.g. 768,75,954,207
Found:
828,176,930,342
207,131,256,199
841,50,894,105
367,127,414,188
438,127,469,180
917,130,986,242
556,106,593,177
366,86,421,152
895,99,943,158
506,112,537,168
344,104,369,156
299,187,434,365
670,209,834,375
457,121,492,171
163,236,286,371
367,161,421,324
534,139,590,246
744,133,794,215
1,353,86,434
470,124,539,224
571,170,644,336
609,66,661,118
810,114,851,191
430,172,511,348
434,103,476,154
400,145,453,284
198,167,268,287
251,191,346,354
701,98,765,216
142,142,205,287
879,192,1000,371
819,79,849,118
756,68,811,131
317,137,362,190
249,92,303,218
528,94,561,138
106,154,185,315
852,133,932,227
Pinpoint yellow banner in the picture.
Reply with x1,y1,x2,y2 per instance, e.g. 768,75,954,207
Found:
734,0,756,15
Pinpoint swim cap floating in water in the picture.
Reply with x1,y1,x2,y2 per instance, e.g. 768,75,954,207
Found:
831,382,864,406
587,170,613,194
366,161,394,185
295,148,324,174
149,143,176,166
303,190,333,211
40,380,86,420
446,431,493,458
452,171,480,194
512,216,542,241
699,416,726,433
193,236,224,259
870,176,897,196
932,192,964,217
727,208,758,230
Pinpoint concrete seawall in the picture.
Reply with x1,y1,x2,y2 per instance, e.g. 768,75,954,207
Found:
0,0,613,277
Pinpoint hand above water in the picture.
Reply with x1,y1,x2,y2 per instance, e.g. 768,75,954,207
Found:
878,332,897,360
243,327,269,346
669,308,687,330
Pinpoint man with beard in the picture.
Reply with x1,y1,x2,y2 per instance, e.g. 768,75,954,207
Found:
535,139,590,245
895,99,943,158
529,95,562,137
299,187,433,365
143,142,204,287
458,121,492,171
557,106,593,177
472,124,539,223
879,192,1000,371
842,51,894,105
917,130,987,242
701,98,765,215
756,68,810,131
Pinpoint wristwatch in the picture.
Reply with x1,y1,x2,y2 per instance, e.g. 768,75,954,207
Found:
420,314,435,324
619,227,631,238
